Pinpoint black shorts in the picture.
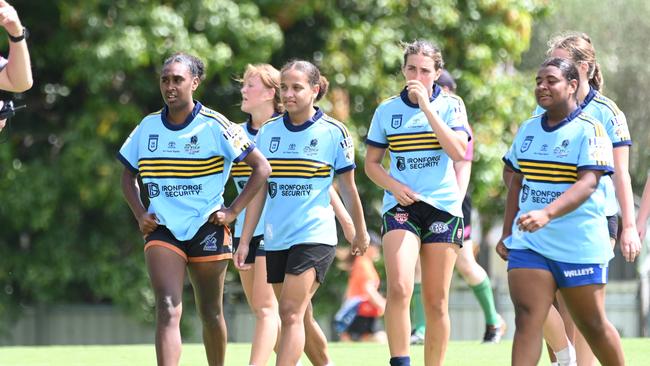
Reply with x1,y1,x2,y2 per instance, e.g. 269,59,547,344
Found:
462,194,472,241
145,222,232,262
266,244,336,284
381,201,464,246
346,316,380,340
233,235,266,265
607,215,618,240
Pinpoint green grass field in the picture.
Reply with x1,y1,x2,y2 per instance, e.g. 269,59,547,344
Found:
1,339,649,365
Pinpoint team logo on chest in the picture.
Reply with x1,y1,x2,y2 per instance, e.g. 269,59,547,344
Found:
520,136,534,153
269,137,280,153
396,156,406,171
391,114,403,129
148,134,159,152
184,135,200,155
268,182,278,198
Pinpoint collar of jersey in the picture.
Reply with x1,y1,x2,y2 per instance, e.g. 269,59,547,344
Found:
245,112,280,135
161,100,202,131
541,106,583,132
400,84,441,108
580,87,597,109
283,107,323,132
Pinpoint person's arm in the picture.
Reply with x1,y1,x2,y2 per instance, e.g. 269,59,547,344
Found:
330,185,355,244
234,181,267,270
120,168,158,235
364,145,419,206
517,170,602,232
364,282,386,315
406,79,467,160
337,170,370,256
453,159,471,198
0,1,32,92
212,148,271,227
496,171,522,261
636,173,650,243
611,146,641,261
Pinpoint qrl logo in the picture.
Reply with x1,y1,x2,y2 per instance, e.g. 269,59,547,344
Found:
146,183,160,198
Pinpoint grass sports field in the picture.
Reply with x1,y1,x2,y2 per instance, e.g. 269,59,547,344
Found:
1,339,649,365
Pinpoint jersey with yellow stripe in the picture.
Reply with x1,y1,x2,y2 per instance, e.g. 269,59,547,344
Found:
117,101,254,241
365,85,470,217
503,108,615,264
231,121,265,238
534,88,630,216
256,108,355,251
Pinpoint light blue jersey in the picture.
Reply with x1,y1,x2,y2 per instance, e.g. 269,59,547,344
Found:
533,88,631,216
118,102,254,241
231,121,265,238
503,108,615,264
365,85,470,217
257,108,355,251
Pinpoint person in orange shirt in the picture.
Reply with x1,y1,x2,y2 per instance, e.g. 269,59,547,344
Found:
337,233,387,342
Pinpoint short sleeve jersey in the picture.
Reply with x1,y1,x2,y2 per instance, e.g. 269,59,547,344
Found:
118,102,254,241
366,85,470,217
230,121,266,238
256,108,355,251
533,88,631,216
503,108,615,264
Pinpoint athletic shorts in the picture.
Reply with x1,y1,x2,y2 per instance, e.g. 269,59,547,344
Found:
346,316,380,340
233,235,266,265
462,194,472,241
266,244,336,284
607,215,618,240
145,222,232,263
381,201,464,246
507,249,608,288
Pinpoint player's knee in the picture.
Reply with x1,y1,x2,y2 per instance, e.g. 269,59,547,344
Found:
253,302,278,321
196,302,224,328
423,297,448,319
387,280,413,303
155,296,182,325
278,302,303,325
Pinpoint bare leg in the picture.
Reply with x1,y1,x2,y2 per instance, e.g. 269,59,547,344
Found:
275,269,320,366
382,230,420,358
419,243,457,366
240,256,280,366
188,259,229,366
145,246,187,366
560,284,624,366
543,305,571,355
508,268,557,366
304,302,331,366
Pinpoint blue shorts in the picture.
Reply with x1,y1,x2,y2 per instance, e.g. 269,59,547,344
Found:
507,249,608,288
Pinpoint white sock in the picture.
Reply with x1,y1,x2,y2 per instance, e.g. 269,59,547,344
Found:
554,343,577,366
550,363,559,366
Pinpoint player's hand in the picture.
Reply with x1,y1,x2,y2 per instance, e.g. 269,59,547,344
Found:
0,0,23,37
137,212,158,235
619,226,641,263
233,242,252,271
636,216,647,243
209,207,237,226
406,80,431,110
517,210,551,232
388,181,420,206
495,238,509,261
351,231,370,257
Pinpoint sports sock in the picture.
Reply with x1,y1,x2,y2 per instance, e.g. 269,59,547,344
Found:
554,343,577,366
412,282,425,334
389,356,411,366
470,277,499,326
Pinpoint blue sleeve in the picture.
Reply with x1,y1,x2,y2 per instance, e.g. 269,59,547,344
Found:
577,123,614,175
503,132,521,173
365,107,388,148
334,126,356,174
217,122,255,163
117,124,142,173
603,110,632,148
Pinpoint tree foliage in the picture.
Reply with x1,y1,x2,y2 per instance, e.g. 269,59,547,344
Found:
0,0,549,332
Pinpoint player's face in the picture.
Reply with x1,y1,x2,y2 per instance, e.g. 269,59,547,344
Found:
280,69,318,117
241,74,274,114
402,53,441,95
160,62,198,110
535,65,576,110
